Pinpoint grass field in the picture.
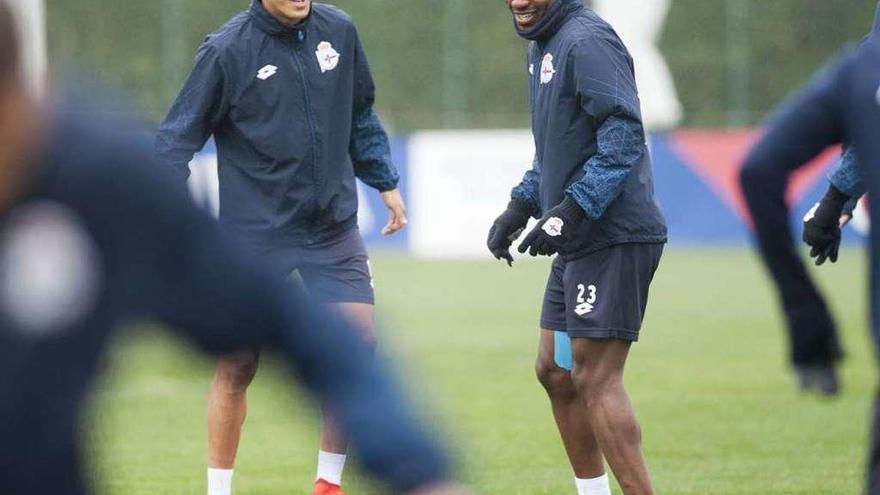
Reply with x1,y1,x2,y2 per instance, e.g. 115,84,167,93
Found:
85,248,875,495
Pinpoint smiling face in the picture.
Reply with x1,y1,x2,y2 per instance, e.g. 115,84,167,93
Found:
261,0,311,26
506,0,554,30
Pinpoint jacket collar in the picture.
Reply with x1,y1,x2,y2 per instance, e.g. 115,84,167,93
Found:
515,0,584,42
248,0,311,37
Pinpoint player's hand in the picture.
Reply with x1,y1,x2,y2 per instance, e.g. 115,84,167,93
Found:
380,188,408,236
406,483,473,495
803,185,849,266
518,196,584,257
487,199,534,266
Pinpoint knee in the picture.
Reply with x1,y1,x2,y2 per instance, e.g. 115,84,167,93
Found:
570,365,617,406
535,356,572,397
215,353,259,392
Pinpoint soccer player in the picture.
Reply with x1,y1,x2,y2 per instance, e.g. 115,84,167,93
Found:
0,4,473,495
487,1,667,494
739,4,880,491
155,1,406,494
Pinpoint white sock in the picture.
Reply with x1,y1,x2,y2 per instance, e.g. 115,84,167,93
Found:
576,473,612,495
208,468,233,495
316,450,347,486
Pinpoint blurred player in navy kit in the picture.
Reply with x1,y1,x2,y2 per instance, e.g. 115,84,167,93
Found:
740,3,880,491
487,1,667,494
741,7,880,398
0,3,468,495
155,1,406,494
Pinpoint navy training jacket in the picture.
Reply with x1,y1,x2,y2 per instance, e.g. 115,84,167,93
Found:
155,0,398,246
511,0,667,259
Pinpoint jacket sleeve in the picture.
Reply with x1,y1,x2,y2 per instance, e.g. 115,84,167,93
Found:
564,36,648,220
116,153,449,493
154,44,230,186
349,27,399,192
738,56,847,365
828,146,865,198
511,155,542,216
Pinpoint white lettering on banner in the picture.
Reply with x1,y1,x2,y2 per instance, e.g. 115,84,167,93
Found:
594,0,683,131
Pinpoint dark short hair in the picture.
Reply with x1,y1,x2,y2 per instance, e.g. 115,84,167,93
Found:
0,0,19,78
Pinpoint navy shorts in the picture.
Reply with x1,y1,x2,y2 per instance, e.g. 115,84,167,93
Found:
540,243,663,341
256,227,374,305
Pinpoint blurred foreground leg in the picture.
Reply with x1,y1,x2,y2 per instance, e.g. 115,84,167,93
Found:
315,302,375,494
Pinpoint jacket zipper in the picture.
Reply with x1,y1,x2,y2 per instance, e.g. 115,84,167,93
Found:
291,30,321,224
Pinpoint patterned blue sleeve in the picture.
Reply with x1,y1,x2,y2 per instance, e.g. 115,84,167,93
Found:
564,36,647,220
350,107,399,192
349,27,399,192
511,155,542,216
566,115,646,219
828,146,864,198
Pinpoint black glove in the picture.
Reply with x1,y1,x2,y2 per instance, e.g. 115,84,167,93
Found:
518,196,585,257
803,185,849,265
487,199,534,266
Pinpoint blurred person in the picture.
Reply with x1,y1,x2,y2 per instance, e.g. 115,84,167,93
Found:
486,1,667,494
0,3,469,495
741,5,880,398
739,3,880,491
154,1,407,494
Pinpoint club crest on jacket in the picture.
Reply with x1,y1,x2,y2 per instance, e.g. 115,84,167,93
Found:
316,42,340,73
540,53,556,84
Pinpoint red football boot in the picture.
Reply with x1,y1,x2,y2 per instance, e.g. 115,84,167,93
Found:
313,478,345,495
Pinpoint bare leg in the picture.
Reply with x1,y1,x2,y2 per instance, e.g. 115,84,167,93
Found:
320,302,376,455
207,351,259,468
570,338,654,495
535,329,605,479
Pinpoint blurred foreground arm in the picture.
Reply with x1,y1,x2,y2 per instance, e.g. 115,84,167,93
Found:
121,160,456,493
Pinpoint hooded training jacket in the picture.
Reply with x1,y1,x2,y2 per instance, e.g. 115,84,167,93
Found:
511,0,667,259
155,0,398,246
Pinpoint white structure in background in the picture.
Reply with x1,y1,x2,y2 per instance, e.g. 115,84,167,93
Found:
7,0,46,96
409,131,536,258
594,0,682,131
187,156,221,218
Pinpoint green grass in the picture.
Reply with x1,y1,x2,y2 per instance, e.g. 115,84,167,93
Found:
86,248,875,494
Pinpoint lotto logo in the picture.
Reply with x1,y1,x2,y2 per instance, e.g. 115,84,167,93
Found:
256,65,278,80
